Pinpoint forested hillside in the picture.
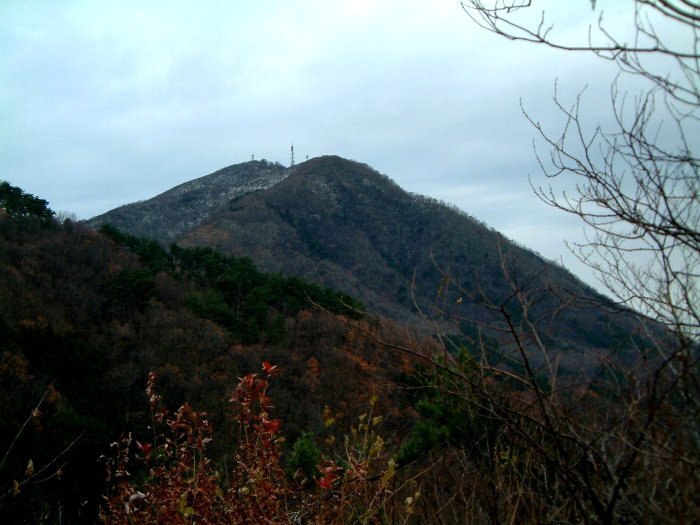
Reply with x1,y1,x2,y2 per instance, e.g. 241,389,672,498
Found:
0,183,416,523
2,181,697,524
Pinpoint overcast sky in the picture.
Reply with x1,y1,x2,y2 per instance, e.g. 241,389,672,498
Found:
1,0,655,290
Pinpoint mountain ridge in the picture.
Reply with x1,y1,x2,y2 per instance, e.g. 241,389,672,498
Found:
87,159,289,240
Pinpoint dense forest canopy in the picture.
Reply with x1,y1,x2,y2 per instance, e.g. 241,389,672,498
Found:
0,181,54,225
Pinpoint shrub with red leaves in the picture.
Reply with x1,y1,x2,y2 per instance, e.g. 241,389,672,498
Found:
100,364,395,525
101,365,291,524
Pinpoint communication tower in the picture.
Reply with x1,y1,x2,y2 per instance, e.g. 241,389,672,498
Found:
290,142,295,167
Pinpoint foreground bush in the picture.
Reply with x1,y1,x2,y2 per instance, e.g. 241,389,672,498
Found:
100,363,397,524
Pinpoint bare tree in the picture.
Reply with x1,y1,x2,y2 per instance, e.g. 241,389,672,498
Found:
337,247,698,523
338,3,700,522
461,1,699,346
326,5,698,521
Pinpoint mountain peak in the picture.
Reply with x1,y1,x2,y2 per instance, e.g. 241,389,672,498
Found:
287,155,403,197
294,155,380,177
296,154,361,170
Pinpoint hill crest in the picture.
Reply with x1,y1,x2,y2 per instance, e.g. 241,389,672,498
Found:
87,159,289,240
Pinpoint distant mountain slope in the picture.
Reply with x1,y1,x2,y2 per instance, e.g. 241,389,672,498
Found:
177,157,594,316
87,160,288,240
89,155,640,368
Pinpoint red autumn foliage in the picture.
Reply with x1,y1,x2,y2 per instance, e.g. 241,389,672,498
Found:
100,363,396,524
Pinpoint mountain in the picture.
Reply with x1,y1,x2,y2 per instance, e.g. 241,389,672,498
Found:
89,155,641,369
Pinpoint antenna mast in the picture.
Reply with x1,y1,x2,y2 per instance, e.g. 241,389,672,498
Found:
290,142,295,167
